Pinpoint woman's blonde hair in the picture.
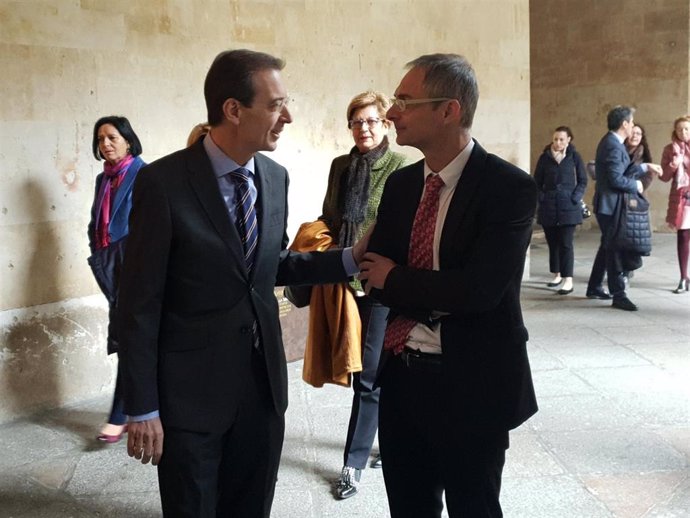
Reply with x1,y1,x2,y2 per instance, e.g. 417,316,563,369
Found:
187,123,211,147
672,115,690,140
346,91,391,125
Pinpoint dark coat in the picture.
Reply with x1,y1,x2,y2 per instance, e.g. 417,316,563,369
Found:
534,145,587,227
87,156,146,354
369,140,538,433
609,192,652,256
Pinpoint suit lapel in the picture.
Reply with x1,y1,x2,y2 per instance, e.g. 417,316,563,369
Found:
253,153,288,282
439,140,487,258
615,134,631,168
253,154,270,253
391,162,425,265
186,140,247,271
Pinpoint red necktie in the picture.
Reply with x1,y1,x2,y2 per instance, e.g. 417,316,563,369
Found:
383,173,445,354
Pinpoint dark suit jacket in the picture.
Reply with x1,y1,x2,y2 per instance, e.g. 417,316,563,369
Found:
593,132,643,216
369,140,538,432
117,139,346,433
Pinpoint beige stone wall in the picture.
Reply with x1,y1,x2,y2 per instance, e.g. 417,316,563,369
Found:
530,0,690,231
0,0,530,422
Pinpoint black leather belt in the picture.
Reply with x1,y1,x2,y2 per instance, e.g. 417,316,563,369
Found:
399,347,442,371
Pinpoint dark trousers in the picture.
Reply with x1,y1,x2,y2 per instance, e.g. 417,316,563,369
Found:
379,357,508,518
543,225,576,277
157,348,284,518
678,228,690,280
343,296,389,469
587,213,627,299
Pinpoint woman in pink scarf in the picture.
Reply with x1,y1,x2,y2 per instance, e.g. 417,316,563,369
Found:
87,116,146,441
660,115,690,293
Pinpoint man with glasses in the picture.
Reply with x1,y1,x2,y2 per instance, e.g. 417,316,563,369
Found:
117,49,364,517
359,53,538,517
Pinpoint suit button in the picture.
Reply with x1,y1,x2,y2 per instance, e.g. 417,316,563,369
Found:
240,327,250,335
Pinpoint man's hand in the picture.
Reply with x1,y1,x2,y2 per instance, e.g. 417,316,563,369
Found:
646,163,662,176
127,417,164,466
353,224,374,265
358,252,396,295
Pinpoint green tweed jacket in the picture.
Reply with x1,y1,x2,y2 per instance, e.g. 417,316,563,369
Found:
320,149,408,291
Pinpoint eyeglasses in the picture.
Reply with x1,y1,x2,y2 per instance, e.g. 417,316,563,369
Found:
389,97,453,112
268,97,291,112
348,117,383,130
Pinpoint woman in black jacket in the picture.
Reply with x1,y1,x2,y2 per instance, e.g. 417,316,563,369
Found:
534,126,587,294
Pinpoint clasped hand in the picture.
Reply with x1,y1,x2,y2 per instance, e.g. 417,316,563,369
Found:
358,252,396,295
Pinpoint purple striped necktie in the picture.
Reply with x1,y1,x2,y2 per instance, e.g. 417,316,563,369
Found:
229,167,258,273
229,167,261,350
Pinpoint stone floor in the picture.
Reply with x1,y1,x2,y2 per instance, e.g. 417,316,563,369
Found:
1,231,688,517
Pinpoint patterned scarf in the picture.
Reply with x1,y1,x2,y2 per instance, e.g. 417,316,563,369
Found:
339,136,389,247
95,154,134,249
671,138,690,190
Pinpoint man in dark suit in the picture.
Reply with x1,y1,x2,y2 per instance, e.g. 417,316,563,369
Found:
358,54,537,517
117,49,362,517
586,106,659,311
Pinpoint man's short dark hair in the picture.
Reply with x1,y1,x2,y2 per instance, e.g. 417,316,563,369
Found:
204,49,285,126
92,116,142,160
607,106,635,131
406,53,479,129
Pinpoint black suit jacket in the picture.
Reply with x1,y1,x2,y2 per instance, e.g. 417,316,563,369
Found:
369,140,538,432
117,139,346,433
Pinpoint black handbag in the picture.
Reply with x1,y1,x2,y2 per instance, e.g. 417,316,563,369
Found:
87,238,126,304
608,192,652,256
580,200,591,219
573,163,591,219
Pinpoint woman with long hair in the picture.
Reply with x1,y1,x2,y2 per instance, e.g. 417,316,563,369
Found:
659,115,690,293
626,123,655,190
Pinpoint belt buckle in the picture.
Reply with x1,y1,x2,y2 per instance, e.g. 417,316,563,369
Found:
402,348,419,367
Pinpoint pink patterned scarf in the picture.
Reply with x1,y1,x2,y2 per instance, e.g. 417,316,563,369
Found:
94,154,134,249
671,138,690,190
